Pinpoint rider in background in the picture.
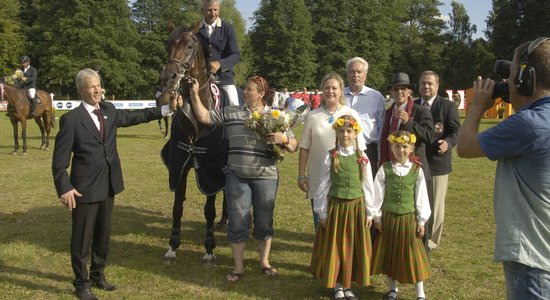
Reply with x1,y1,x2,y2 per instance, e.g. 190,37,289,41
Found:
196,0,241,106
19,56,38,117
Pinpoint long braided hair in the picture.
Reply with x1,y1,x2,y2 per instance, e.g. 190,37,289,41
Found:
331,115,368,182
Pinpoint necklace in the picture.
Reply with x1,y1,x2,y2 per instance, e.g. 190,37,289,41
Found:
322,104,339,124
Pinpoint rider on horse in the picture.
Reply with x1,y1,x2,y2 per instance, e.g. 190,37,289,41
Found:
18,56,39,117
197,0,240,106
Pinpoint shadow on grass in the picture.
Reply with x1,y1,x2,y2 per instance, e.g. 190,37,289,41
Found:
0,260,72,294
0,204,389,298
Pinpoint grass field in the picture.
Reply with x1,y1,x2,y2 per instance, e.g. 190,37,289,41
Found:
0,111,505,299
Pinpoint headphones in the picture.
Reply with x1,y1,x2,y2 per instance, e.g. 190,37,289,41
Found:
514,37,550,96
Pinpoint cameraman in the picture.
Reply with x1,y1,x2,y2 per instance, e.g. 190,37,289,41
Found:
457,38,550,299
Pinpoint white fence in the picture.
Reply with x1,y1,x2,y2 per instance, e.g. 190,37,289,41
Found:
53,100,158,111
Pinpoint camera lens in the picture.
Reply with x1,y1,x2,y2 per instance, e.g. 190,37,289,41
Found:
492,59,512,102
493,60,511,79
493,82,510,102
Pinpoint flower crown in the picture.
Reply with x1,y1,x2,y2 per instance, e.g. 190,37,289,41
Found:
332,117,362,133
387,133,416,144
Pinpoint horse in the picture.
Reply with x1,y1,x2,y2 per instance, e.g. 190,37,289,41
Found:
0,81,54,155
158,21,229,267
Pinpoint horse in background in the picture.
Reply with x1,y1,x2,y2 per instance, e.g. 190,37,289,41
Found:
0,81,54,155
158,21,229,267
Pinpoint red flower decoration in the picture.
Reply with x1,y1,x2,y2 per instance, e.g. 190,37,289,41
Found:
332,149,338,159
409,154,423,166
357,156,369,165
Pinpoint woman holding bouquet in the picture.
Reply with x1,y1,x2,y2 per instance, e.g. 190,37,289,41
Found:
188,75,297,282
297,73,366,228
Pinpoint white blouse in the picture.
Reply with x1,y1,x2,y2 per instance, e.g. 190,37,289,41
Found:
312,144,376,220
372,160,431,225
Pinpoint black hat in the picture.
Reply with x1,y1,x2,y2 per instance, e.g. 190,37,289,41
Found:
19,56,30,63
388,72,416,90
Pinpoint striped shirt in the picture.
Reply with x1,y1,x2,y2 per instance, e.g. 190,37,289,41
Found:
209,105,294,179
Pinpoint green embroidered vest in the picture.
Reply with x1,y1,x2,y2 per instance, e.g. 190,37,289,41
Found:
381,162,417,214
328,153,363,200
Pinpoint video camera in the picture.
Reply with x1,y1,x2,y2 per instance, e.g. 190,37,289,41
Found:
492,59,511,102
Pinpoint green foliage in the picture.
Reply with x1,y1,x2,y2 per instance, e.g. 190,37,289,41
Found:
29,0,143,99
248,0,317,90
6,0,549,100
0,0,25,76
390,0,447,89
488,0,550,59
440,1,477,90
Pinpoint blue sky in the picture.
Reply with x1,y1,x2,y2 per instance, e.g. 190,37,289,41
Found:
234,0,492,39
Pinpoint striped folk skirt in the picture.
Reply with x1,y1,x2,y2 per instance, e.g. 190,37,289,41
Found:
310,197,372,288
371,210,430,284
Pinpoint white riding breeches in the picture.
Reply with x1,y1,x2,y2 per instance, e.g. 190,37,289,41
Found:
27,88,36,99
221,84,239,106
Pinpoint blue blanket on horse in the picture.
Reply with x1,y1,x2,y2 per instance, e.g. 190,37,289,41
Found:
161,110,228,196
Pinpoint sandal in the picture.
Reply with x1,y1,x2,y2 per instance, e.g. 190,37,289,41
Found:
386,289,398,300
260,266,278,277
334,288,346,300
225,271,244,282
344,289,358,300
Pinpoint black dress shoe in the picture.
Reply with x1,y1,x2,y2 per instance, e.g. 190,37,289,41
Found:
75,287,98,300
91,276,117,291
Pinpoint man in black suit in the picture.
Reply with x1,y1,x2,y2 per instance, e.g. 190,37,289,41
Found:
52,68,177,300
415,71,460,250
18,56,38,117
380,72,435,180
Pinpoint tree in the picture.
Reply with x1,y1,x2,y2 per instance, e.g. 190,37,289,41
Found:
30,0,143,99
307,0,354,84
0,0,25,76
440,1,477,90
471,38,495,80
390,0,447,89
488,0,550,60
248,0,317,90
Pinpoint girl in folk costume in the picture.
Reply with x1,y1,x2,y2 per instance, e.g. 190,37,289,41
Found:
310,115,376,300
371,130,431,300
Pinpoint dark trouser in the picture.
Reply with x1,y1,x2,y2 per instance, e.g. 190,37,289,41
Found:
365,143,380,244
423,178,434,252
71,198,114,290
365,143,379,176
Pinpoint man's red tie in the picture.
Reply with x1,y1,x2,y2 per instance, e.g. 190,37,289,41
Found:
390,106,399,133
93,109,104,140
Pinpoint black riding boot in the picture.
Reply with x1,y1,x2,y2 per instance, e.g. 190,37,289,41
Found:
30,98,36,117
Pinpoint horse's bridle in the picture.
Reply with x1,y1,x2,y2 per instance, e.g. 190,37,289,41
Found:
162,32,200,95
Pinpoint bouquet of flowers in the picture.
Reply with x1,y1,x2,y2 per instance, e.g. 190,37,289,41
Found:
6,70,24,86
246,109,292,161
